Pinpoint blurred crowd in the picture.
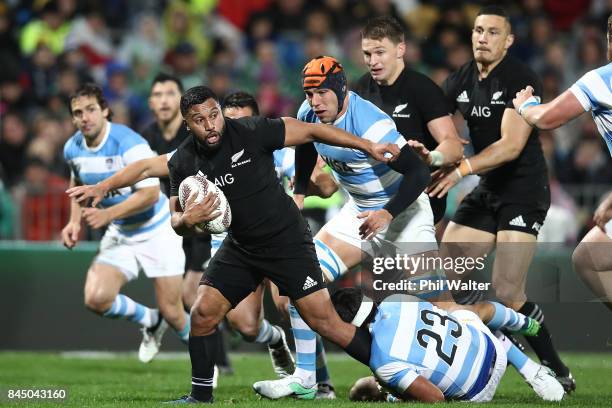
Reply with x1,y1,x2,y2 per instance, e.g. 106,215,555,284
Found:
1,0,612,242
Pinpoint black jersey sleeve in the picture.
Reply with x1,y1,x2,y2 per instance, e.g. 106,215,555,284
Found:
504,67,542,109
441,72,459,113
412,74,452,123
384,145,431,217
238,116,286,152
168,150,185,198
293,142,318,196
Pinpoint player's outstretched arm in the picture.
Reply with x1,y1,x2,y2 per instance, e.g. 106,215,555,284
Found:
425,115,467,166
82,185,160,229
67,155,169,207
61,177,83,249
513,86,585,130
281,117,399,162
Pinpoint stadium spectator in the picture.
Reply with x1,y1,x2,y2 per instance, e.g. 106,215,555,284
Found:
64,5,115,69
19,0,71,56
0,111,30,188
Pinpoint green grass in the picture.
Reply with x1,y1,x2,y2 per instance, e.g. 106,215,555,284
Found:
0,352,610,407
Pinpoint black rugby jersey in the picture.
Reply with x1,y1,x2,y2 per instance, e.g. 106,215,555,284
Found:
354,68,451,151
168,117,308,249
141,122,189,196
442,55,548,199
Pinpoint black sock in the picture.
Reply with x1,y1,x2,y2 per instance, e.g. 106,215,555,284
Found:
344,326,371,366
189,334,217,402
519,301,569,377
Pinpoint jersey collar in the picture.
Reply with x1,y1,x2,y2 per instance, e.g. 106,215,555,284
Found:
83,120,111,152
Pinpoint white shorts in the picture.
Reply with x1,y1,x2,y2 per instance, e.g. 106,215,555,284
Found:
321,193,437,257
95,221,185,281
606,220,612,239
450,310,508,403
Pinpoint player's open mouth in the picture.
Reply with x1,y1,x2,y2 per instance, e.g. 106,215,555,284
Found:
371,67,383,75
207,133,220,144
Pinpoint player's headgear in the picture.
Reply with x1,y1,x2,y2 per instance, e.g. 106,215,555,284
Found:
302,56,347,113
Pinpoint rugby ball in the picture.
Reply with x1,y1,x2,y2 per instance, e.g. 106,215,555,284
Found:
178,175,231,234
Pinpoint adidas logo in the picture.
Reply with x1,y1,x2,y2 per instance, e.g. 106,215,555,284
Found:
509,215,527,228
302,276,318,290
456,91,469,103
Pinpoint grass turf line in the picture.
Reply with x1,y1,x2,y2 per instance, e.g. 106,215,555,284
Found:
0,352,610,407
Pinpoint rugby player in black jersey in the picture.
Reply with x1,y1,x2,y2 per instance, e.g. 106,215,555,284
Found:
431,6,575,392
354,16,465,226
166,86,400,403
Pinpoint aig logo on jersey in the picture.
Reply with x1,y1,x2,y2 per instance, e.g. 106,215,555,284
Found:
231,149,252,168
196,170,235,187
471,106,491,117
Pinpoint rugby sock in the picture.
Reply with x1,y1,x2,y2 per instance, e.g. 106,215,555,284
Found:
498,332,540,380
344,326,372,366
518,301,569,377
102,294,158,328
189,334,216,402
254,319,282,345
487,301,529,331
175,311,190,344
289,302,317,387
315,335,332,385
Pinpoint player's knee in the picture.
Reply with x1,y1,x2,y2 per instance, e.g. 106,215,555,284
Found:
84,289,113,314
491,281,524,306
315,239,347,282
228,314,259,341
191,302,223,334
572,243,591,274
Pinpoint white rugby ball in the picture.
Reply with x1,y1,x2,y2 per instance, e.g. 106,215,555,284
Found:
178,175,231,234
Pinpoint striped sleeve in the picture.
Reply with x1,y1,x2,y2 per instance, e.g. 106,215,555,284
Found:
375,362,420,392
120,132,159,189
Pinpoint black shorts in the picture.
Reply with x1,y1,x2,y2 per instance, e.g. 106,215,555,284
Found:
182,234,212,273
201,238,326,307
453,184,550,236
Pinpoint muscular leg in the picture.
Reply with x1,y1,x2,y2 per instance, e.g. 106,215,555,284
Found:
182,270,203,310
154,275,189,342
227,283,264,341
572,226,612,310
269,281,289,322
188,285,234,402
495,230,571,385
84,263,158,328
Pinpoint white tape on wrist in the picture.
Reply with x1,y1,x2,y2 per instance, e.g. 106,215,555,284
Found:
518,96,541,116
429,150,444,167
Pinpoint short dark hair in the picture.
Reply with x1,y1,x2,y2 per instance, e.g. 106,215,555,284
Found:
180,86,219,117
151,72,183,92
222,91,260,115
361,16,405,44
331,288,365,324
477,6,509,20
69,83,113,121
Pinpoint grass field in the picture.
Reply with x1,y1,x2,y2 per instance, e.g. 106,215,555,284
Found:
0,352,610,407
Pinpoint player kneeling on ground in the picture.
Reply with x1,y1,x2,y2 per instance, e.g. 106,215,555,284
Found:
332,288,565,403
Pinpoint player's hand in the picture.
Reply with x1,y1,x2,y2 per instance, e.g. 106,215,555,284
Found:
182,191,220,228
293,193,305,210
67,184,107,207
368,142,400,162
83,207,112,229
426,166,461,198
407,140,432,165
358,209,393,240
512,86,535,112
61,222,81,249
593,194,612,230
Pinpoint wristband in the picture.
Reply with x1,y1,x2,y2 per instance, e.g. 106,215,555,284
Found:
429,150,444,167
457,158,473,177
518,95,541,116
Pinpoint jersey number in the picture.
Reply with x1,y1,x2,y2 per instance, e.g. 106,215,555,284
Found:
416,310,462,365
322,157,353,173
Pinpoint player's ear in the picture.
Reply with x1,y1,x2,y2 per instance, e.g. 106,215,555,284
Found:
505,33,514,50
396,41,406,59
101,107,109,119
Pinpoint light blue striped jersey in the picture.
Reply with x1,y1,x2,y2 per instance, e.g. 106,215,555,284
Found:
369,294,492,400
273,147,295,180
64,121,169,237
570,63,612,155
297,91,407,211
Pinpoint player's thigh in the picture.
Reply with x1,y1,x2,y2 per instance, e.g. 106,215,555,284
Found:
574,226,612,271
293,288,348,341
153,275,183,307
